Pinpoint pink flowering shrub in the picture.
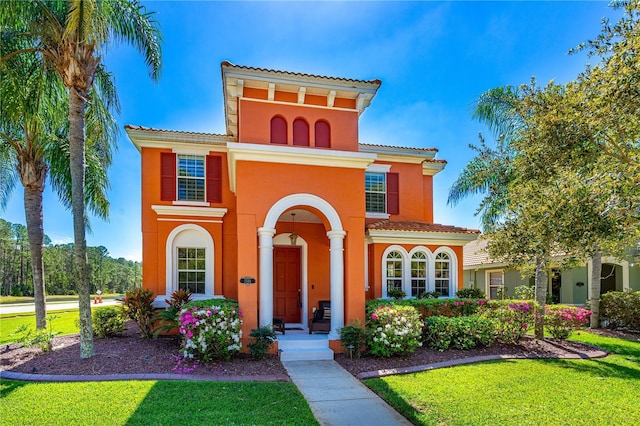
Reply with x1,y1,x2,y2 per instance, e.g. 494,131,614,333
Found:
178,302,243,361
480,301,536,344
368,305,423,357
544,306,591,339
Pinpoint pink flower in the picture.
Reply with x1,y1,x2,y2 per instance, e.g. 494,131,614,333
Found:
371,313,379,321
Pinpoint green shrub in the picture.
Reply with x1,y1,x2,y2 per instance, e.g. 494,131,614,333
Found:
514,285,535,300
368,305,422,357
456,287,486,299
178,300,243,361
366,298,484,319
387,288,407,299
479,301,535,344
92,306,126,338
417,291,441,299
153,289,193,337
248,326,277,360
601,291,640,331
544,305,591,339
339,320,367,359
122,288,156,338
423,315,496,351
12,315,61,352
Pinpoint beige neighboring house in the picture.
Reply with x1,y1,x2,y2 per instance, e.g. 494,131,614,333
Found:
463,239,640,304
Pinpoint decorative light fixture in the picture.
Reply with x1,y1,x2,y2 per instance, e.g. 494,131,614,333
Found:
289,212,298,245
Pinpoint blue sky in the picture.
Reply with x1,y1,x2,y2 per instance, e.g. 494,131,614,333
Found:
2,1,618,261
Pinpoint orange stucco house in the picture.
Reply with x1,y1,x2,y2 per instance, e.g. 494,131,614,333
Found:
126,62,478,352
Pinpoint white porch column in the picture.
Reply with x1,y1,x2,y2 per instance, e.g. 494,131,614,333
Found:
327,230,346,339
258,227,275,327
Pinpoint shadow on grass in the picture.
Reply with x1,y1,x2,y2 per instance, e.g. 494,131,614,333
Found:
365,378,423,426
0,380,29,399
125,381,318,426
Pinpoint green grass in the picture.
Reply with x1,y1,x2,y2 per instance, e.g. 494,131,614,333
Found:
365,332,640,426
0,310,80,344
0,294,121,304
0,380,318,425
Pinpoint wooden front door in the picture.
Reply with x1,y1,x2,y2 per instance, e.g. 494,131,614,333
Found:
274,246,301,323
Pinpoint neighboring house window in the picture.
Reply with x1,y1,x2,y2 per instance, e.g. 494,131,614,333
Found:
487,270,504,299
177,247,206,294
293,118,309,146
366,172,386,213
411,252,427,297
177,155,205,201
314,120,331,148
271,116,287,144
365,171,399,214
160,153,222,203
435,252,450,297
386,251,403,294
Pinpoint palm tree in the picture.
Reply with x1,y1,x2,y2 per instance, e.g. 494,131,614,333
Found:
2,0,160,357
0,31,116,329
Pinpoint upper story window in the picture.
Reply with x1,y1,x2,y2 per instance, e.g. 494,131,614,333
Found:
365,171,399,214
293,118,309,146
270,116,287,144
314,120,330,148
160,152,222,203
365,172,386,213
177,155,205,201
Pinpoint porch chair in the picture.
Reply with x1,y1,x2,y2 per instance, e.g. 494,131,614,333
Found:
309,300,331,334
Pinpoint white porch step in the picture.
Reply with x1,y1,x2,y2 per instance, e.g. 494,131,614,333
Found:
278,334,334,361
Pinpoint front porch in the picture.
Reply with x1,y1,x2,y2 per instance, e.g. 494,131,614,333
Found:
277,330,334,361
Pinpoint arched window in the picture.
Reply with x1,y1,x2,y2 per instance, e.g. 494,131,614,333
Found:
166,224,214,298
386,251,403,295
435,252,451,297
270,116,287,144
314,120,331,148
293,118,309,146
411,252,427,297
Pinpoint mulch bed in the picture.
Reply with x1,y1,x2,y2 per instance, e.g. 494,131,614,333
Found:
2,322,635,381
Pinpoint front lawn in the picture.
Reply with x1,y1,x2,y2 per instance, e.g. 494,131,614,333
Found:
0,310,80,345
365,332,640,426
0,380,318,426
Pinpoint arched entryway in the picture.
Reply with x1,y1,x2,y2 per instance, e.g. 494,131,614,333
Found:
258,193,345,338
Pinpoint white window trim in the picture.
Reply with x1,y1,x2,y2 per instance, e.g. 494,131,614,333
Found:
485,269,505,300
366,212,390,220
433,247,458,298
381,245,408,298
165,224,215,298
366,163,392,173
408,248,430,297
176,154,206,203
365,171,387,214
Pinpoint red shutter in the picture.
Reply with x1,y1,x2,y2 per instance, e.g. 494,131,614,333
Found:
270,116,287,144
387,172,399,215
206,155,222,203
314,120,330,148
293,118,309,146
160,152,176,201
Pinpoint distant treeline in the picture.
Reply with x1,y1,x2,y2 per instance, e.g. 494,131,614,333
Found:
0,219,141,296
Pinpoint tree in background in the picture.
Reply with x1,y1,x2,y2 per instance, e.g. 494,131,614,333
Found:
2,0,162,358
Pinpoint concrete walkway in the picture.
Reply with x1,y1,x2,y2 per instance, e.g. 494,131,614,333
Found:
283,360,412,426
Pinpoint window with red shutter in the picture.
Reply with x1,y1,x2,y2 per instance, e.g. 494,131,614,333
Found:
270,116,287,144
387,172,399,215
314,120,331,148
160,152,176,201
293,118,309,146
206,155,222,203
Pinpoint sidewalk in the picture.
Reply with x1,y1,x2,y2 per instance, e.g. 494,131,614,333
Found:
283,360,412,426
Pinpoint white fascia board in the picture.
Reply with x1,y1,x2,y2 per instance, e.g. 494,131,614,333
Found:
463,263,510,270
126,128,230,153
367,230,478,246
370,153,429,164
226,142,377,193
423,162,446,176
152,205,228,218
366,163,392,173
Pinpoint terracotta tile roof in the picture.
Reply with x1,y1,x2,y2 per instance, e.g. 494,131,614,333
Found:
221,61,381,86
367,220,480,234
359,143,438,153
124,124,229,139
463,238,495,266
